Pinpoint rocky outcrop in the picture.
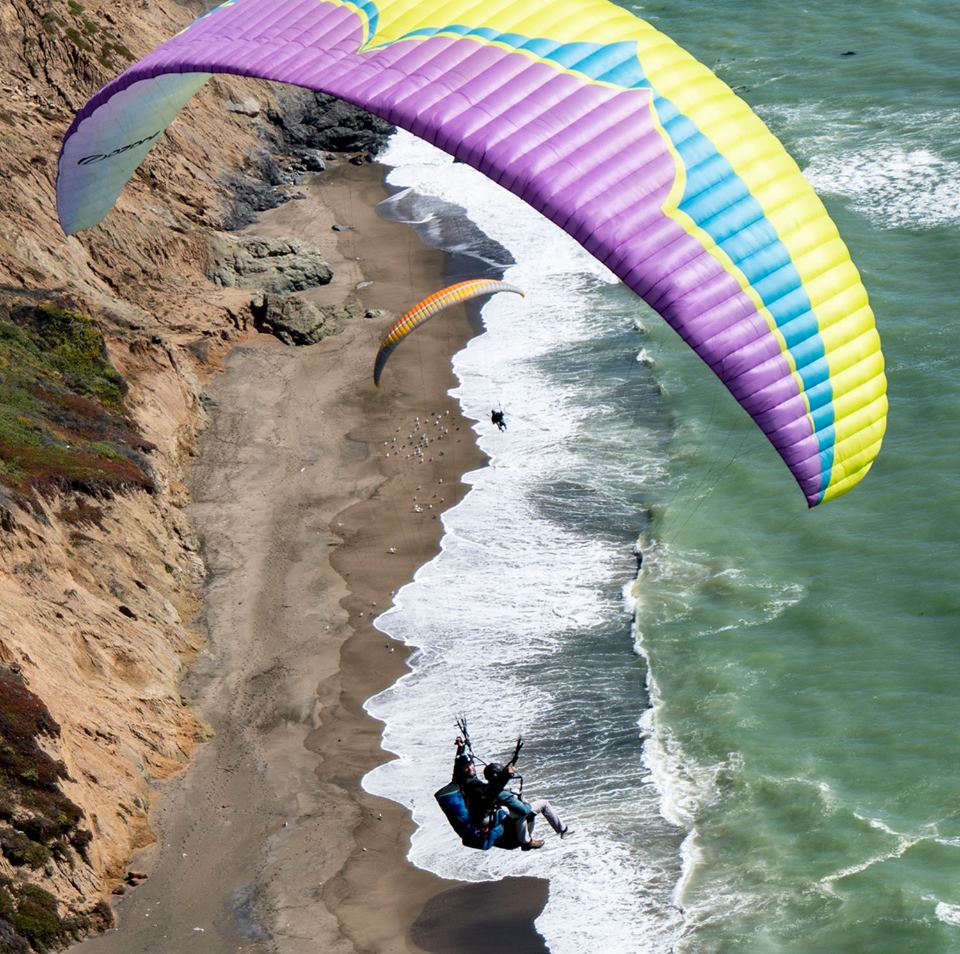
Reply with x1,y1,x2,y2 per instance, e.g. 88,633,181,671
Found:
218,88,395,230
269,88,396,166
250,294,383,347
251,294,342,346
207,234,334,294
206,235,388,346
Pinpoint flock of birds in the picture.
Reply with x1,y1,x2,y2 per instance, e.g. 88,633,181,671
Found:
380,410,470,553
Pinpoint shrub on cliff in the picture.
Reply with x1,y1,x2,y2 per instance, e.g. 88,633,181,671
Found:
0,301,155,503
0,670,87,852
0,670,106,950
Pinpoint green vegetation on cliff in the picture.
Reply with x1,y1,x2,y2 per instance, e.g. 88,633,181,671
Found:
0,302,154,502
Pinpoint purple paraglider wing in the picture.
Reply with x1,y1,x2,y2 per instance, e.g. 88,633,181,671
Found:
57,0,886,506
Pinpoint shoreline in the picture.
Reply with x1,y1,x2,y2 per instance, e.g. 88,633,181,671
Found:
73,159,549,953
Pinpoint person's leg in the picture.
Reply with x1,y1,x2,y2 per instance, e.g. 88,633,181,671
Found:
516,813,545,849
527,798,564,834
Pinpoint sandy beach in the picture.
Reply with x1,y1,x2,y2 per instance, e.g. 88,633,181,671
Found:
73,159,548,953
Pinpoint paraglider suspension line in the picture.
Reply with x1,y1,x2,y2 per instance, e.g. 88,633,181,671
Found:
455,716,525,798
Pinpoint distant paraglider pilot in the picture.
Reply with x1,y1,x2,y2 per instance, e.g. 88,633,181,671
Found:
491,408,507,431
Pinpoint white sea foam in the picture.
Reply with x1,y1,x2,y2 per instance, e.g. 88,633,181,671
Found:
673,828,703,909
635,660,709,829
760,102,960,230
819,813,915,892
369,119,839,951
935,902,960,927
804,146,960,230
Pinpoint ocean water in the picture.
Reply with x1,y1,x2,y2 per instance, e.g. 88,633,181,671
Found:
362,4,960,952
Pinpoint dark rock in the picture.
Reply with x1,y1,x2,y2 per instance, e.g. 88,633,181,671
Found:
252,295,342,347
219,173,288,230
267,89,395,156
219,150,292,229
219,90,393,223
290,149,326,172
184,338,212,363
249,148,288,187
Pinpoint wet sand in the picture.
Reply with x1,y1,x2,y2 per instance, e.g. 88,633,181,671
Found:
73,160,548,953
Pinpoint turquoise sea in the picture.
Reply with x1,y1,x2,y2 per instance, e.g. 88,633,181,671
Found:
364,3,959,952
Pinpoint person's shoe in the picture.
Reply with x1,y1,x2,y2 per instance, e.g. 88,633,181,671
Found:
520,838,544,851
559,825,572,839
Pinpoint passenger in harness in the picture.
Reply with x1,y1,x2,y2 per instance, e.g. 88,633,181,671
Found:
435,737,512,850
435,718,571,851
483,761,570,849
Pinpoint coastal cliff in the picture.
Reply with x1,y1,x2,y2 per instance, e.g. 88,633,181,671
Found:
0,2,392,948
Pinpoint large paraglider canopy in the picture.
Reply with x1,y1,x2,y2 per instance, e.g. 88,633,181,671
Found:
56,0,887,507
374,280,524,387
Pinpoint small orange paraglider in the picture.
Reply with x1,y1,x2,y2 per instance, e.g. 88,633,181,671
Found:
373,279,524,387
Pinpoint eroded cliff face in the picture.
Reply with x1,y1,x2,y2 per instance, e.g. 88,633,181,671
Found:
0,2,388,947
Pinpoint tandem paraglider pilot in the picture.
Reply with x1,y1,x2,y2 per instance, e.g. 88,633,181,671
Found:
435,721,569,852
